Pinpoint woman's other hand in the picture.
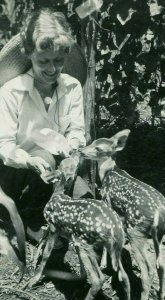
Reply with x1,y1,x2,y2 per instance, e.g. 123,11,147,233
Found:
40,170,57,184
26,156,52,174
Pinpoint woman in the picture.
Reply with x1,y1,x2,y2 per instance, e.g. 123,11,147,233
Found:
0,8,86,241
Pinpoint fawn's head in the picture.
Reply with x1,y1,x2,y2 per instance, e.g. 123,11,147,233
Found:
81,130,130,180
81,129,130,161
52,157,79,192
58,157,78,181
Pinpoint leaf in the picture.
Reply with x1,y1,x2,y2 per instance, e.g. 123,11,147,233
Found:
73,176,94,199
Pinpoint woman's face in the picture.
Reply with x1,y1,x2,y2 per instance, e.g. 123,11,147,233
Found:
30,49,66,85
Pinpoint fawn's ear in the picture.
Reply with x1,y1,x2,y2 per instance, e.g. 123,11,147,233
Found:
112,129,130,151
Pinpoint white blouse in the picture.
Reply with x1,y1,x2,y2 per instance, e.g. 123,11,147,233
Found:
0,69,86,166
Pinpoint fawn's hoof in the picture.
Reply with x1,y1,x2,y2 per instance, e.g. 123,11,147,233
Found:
27,272,44,288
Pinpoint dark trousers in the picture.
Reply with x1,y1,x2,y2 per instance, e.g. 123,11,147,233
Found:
0,163,53,232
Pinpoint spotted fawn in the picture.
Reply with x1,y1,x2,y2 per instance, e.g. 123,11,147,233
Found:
29,157,130,300
81,129,165,300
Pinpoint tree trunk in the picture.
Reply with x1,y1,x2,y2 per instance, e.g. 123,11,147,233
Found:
81,17,97,197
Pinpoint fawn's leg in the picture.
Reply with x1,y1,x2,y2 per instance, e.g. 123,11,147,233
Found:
33,226,50,270
100,247,107,270
106,244,130,300
156,245,165,300
87,246,105,286
28,227,57,287
75,245,87,280
153,233,165,300
118,260,131,300
128,229,153,300
76,243,103,300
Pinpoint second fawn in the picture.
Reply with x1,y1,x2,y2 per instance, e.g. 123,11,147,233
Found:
28,157,130,300
81,129,165,300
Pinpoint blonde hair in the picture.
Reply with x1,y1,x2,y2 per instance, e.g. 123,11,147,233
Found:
21,8,74,55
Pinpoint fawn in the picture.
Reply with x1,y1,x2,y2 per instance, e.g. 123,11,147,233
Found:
81,129,165,300
28,157,130,300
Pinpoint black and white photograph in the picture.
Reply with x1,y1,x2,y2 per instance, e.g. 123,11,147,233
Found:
0,1,165,299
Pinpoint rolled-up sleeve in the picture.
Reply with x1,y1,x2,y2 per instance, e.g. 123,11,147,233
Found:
0,86,18,160
0,87,29,166
65,82,86,147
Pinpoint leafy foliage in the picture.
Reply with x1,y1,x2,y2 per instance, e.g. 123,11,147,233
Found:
92,0,165,135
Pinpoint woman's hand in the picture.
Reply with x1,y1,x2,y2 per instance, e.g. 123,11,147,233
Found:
26,156,52,174
58,139,72,158
69,138,80,151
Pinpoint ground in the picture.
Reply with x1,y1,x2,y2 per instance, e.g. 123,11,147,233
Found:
0,240,111,300
0,234,165,300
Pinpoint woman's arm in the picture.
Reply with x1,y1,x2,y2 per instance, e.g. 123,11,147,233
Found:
0,86,56,173
0,86,29,167
0,87,37,170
